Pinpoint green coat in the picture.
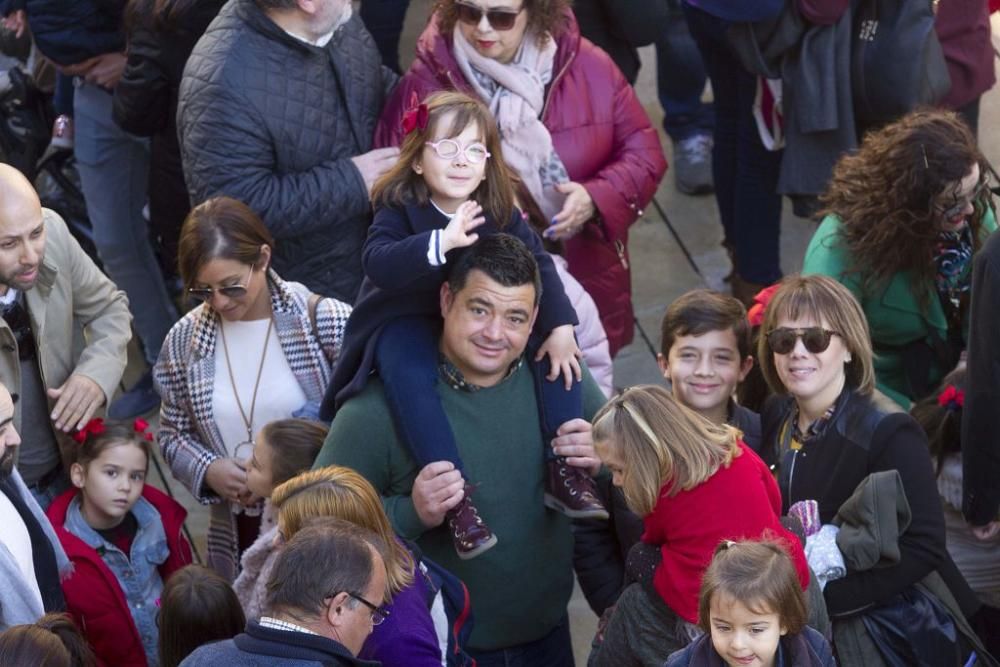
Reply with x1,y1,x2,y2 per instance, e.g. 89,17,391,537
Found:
802,208,997,408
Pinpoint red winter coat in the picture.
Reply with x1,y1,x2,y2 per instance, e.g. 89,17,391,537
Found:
375,11,666,356
48,485,193,667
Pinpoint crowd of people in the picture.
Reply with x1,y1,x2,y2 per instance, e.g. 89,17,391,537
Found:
0,0,998,666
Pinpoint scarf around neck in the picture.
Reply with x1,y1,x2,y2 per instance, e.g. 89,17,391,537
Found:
452,26,569,220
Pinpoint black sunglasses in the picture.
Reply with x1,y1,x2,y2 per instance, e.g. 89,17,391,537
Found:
455,1,524,30
766,327,840,355
187,263,254,303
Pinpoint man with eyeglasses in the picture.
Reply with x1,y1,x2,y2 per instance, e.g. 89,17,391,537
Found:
180,517,389,666
178,0,399,306
0,164,131,510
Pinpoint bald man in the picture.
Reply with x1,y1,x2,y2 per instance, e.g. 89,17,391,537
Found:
0,164,131,508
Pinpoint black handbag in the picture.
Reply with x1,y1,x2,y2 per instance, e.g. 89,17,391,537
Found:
861,587,962,667
851,0,950,129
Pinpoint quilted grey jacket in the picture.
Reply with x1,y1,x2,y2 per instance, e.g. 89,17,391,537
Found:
178,0,396,303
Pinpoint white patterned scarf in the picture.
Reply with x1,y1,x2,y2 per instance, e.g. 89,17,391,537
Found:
452,26,569,220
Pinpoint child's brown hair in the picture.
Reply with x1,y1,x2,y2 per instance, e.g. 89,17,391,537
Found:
372,91,516,225
660,289,751,360
67,419,152,471
910,368,966,476
698,539,808,635
158,565,246,667
258,419,326,488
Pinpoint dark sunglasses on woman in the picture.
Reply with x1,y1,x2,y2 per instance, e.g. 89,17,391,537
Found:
455,1,524,31
766,327,840,355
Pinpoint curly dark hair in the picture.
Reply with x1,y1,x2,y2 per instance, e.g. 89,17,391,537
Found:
818,109,994,304
434,0,570,47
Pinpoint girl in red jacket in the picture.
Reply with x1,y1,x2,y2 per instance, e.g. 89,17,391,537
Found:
590,385,810,661
47,419,192,666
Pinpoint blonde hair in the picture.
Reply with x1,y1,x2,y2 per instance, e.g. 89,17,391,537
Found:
756,274,875,396
591,385,741,516
271,467,414,594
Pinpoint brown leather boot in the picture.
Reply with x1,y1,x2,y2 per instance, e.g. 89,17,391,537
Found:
445,484,498,560
544,458,609,520
731,274,768,308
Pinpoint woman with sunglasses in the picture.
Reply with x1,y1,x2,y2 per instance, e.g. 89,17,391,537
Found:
757,275,985,653
373,0,665,358
802,110,997,409
153,196,351,581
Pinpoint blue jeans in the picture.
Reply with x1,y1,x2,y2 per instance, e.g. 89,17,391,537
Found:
359,0,412,73
682,3,783,285
73,82,178,365
376,316,582,474
656,0,713,141
467,615,574,667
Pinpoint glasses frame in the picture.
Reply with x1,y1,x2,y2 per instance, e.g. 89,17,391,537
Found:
188,262,255,303
425,139,491,164
454,0,524,31
344,591,390,626
938,181,989,222
766,327,840,355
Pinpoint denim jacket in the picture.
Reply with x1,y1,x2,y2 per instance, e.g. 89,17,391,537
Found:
65,495,168,665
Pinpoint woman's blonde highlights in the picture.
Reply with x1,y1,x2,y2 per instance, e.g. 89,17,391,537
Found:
271,466,414,594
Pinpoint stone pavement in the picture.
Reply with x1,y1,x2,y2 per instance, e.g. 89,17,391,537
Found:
143,5,1000,664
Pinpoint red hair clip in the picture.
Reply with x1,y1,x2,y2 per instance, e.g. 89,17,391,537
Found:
401,91,429,135
937,385,964,411
747,283,780,328
134,417,154,442
72,418,105,444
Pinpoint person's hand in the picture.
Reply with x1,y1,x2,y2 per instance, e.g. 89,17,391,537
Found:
412,461,465,529
350,147,400,195
82,52,126,89
546,182,595,241
2,9,26,38
47,375,105,432
535,324,582,390
59,56,98,78
440,200,486,254
238,490,262,507
971,521,1000,541
205,458,250,503
551,418,601,476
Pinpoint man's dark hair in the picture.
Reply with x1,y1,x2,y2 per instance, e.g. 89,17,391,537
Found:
447,234,542,306
660,289,751,359
265,517,387,621
254,0,297,10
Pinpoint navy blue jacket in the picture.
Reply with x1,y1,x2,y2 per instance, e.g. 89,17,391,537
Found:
319,202,577,420
664,626,835,667
179,620,378,667
1,0,125,65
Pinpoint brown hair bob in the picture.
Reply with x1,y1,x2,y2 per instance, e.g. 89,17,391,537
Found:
372,90,515,225
434,0,570,47
177,196,275,292
818,109,993,303
698,539,808,636
756,275,875,396
0,613,95,667
158,565,246,667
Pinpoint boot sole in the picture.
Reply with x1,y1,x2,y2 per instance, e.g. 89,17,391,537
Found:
455,534,498,560
544,494,610,520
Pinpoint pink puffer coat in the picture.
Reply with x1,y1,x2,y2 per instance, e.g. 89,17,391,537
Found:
375,9,666,356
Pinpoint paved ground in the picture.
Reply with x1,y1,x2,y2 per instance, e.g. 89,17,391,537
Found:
143,5,1000,664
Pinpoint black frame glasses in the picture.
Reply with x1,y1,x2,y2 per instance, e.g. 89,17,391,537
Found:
766,327,840,355
345,592,390,626
938,182,989,221
455,1,524,31
187,263,255,303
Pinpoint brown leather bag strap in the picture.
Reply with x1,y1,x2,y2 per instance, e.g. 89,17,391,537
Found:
307,294,322,342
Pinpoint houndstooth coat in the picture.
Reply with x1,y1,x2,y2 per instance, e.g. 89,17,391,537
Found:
153,270,350,580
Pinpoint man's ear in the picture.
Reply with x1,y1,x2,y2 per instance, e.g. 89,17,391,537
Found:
69,462,86,489
325,591,351,628
440,281,454,319
738,355,754,383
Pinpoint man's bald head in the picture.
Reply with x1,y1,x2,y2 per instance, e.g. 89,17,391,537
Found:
0,164,46,293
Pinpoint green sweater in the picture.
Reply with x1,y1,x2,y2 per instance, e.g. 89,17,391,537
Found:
314,362,608,651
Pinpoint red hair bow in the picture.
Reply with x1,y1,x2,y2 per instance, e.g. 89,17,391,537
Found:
747,283,781,328
401,92,429,135
937,385,965,410
134,418,154,442
72,418,105,444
